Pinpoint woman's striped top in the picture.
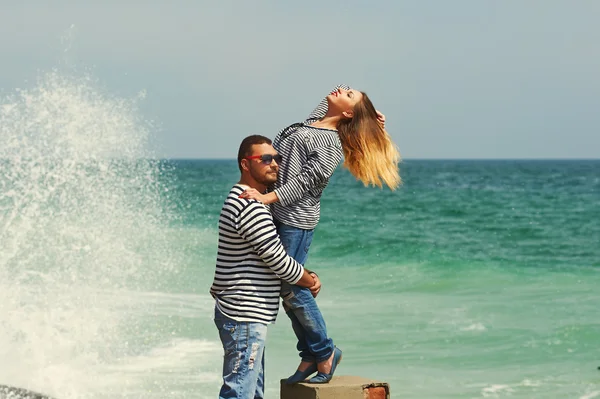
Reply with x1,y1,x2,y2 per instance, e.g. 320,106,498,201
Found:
271,84,349,230
210,184,305,324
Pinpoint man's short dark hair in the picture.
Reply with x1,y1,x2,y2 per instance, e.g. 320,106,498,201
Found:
237,135,272,172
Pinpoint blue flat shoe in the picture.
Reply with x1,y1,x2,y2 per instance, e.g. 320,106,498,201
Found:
285,363,318,384
308,347,342,384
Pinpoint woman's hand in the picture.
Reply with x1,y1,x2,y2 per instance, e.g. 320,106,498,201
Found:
309,273,321,298
376,110,386,127
239,188,268,203
239,189,279,204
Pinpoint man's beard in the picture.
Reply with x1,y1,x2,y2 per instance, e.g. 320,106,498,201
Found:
251,167,278,186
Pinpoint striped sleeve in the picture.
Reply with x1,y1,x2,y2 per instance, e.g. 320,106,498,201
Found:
274,145,343,207
305,84,351,121
236,202,304,284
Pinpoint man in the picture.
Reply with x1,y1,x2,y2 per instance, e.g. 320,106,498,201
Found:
210,135,319,399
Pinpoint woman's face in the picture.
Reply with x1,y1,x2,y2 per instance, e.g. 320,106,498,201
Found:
327,88,363,117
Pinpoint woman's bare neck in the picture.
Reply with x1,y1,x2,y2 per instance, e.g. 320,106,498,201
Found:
310,115,339,130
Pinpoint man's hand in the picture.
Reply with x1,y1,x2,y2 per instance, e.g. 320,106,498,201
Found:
309,273,321,298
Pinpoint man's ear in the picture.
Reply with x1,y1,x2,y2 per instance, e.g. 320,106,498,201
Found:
240,159,250,172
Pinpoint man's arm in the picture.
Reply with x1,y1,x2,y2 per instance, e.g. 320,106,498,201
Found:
295,269,317,288
237,201,315,287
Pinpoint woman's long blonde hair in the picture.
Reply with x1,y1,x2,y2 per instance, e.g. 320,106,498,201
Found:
337,92,402,190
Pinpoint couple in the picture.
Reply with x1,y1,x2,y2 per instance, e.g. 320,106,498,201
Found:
209,85,401,398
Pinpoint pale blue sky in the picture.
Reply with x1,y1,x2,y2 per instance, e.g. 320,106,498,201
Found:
1,1,598,159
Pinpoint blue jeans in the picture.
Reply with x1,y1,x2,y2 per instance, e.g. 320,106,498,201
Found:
214,306,267,399
276,221,334,364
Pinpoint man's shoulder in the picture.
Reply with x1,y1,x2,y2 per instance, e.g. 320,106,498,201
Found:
221,185,244,209
223,185,268,214
225,184,245,201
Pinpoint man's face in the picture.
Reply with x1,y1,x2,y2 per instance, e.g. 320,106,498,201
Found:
246,143,280,185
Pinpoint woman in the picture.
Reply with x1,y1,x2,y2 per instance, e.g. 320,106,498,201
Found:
239,85,401,383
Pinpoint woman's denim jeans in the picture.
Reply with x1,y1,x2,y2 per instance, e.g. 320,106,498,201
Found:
214,306,267,399
276,221,334,363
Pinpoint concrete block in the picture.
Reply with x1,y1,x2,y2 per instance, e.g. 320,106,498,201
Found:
280,376,390,399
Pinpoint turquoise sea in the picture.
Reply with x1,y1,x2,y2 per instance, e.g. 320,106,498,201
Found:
1,71,599,399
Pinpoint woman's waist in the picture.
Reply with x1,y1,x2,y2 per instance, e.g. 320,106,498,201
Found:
270,202,321,229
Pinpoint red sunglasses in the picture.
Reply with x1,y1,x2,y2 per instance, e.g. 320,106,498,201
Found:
246,154,283,165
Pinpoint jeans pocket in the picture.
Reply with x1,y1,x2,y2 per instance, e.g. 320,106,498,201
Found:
304,231,313,256
281,290,295,310
220,322,239,356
